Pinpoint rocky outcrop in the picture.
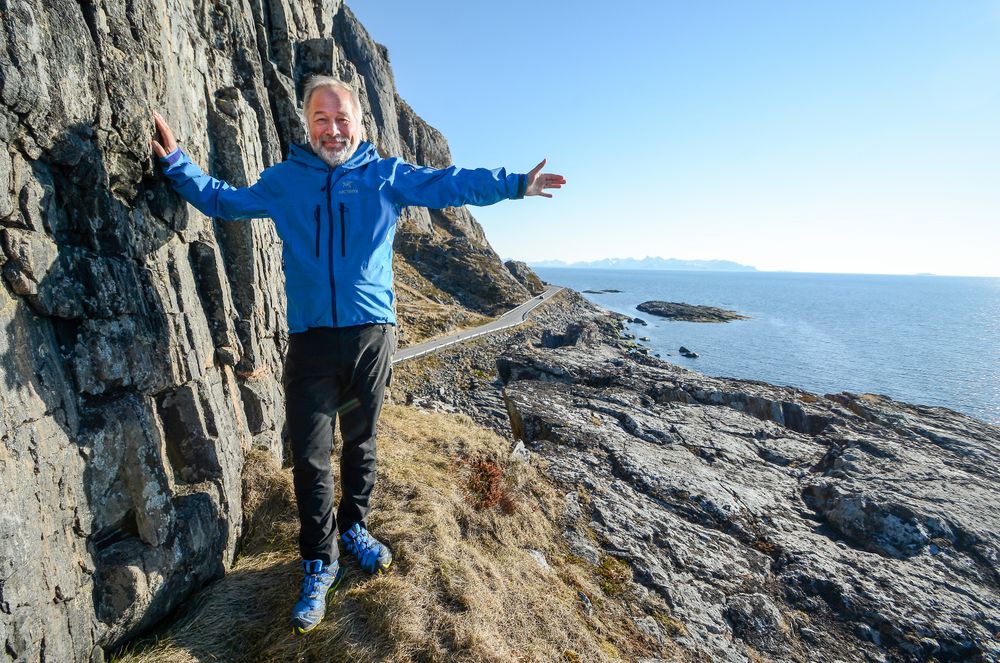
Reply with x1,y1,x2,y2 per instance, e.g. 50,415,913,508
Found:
396,232,530,316
498,320,1000,662
0,1,527,659
504,259,545,295
636,300,749,322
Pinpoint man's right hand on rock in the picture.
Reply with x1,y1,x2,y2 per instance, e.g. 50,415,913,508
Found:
151,110,178,158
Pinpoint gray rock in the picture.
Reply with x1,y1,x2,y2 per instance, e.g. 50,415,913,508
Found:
634,615,664,645
578,591,593,617
527,549,550,571
725,593,788,655
510,439,529,462
504,260,545,295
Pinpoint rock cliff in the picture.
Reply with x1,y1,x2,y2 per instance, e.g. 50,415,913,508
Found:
0,1,535,659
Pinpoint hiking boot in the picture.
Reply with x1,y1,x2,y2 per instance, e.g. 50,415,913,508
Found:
340,522,392,574
289,559,344,634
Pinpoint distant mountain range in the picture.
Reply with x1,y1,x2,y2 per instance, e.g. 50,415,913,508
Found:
527,257,757,272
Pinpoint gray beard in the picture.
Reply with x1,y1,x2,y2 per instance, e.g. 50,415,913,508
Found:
310,138,352,167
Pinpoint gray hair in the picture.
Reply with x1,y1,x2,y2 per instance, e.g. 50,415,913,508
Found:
301,76,364,132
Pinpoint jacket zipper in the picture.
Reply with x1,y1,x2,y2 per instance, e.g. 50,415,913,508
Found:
325,171,338,326
313,205,320,258
339,203,347,257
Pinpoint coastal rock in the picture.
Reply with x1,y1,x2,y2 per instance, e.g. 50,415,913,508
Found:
493,318,1000,662
540,319,604,348
637,300,748,323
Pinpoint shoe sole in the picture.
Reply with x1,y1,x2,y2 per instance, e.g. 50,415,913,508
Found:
291,565,346,635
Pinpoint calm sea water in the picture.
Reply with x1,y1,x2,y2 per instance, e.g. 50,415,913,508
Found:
534,268,1000,425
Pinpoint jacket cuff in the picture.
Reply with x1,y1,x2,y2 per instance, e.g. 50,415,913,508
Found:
161,147,184,167
514,173,527,199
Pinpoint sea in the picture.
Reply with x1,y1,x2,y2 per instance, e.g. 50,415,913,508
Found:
533,268,1000,425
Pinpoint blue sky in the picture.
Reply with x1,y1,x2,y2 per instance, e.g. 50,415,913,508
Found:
350,1,1000,276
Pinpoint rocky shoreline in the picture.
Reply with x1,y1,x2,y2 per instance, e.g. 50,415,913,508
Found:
395,290,1000,663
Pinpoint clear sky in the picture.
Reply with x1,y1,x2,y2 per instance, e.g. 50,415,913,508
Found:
350,1,1000,276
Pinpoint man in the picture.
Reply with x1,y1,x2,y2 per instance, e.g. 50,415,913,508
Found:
151,75,565,633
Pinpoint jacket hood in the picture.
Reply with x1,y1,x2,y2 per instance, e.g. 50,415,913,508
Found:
287,141,380,171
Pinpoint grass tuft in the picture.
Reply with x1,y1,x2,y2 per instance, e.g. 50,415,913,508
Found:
596,555,633,597
653,609,688,637
465,456,519,514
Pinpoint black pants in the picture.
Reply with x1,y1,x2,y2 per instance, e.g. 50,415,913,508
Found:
283,323,395,565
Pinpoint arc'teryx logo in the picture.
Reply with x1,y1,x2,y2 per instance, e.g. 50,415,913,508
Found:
338,180,359,195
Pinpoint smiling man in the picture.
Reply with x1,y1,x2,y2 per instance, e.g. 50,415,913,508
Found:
151,75,564,633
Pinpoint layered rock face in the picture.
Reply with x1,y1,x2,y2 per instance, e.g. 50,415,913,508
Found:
0,1,532,659
505,259,545,296
499,319,1000,662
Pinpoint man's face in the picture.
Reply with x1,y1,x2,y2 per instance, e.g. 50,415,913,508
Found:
307,87,361,167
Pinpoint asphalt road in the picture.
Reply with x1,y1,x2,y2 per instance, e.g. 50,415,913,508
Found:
393,285,563,364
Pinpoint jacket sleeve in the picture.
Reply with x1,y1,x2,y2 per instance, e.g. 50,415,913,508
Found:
385,158,527,209
159,148,274,220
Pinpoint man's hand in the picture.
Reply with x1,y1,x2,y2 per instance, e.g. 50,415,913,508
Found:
151,111,178,158
525,159,566,198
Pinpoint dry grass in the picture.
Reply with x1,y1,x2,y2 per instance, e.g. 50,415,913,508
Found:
117,405,675,663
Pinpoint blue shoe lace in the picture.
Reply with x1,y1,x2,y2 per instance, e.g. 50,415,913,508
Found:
341,523,392,574
299,560,327,599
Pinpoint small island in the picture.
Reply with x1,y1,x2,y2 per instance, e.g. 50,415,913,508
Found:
636,301,748,323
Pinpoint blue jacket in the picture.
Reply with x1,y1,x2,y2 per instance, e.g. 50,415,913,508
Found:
160,142,526,333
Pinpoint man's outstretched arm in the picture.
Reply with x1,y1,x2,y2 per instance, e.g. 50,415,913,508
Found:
152,111,273,221
387,157,565,209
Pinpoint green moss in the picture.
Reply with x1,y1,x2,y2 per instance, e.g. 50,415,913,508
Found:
653,609,688,637
596,556,632,597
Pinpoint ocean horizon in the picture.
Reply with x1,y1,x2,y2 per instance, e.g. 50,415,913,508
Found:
533,267,1000,425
